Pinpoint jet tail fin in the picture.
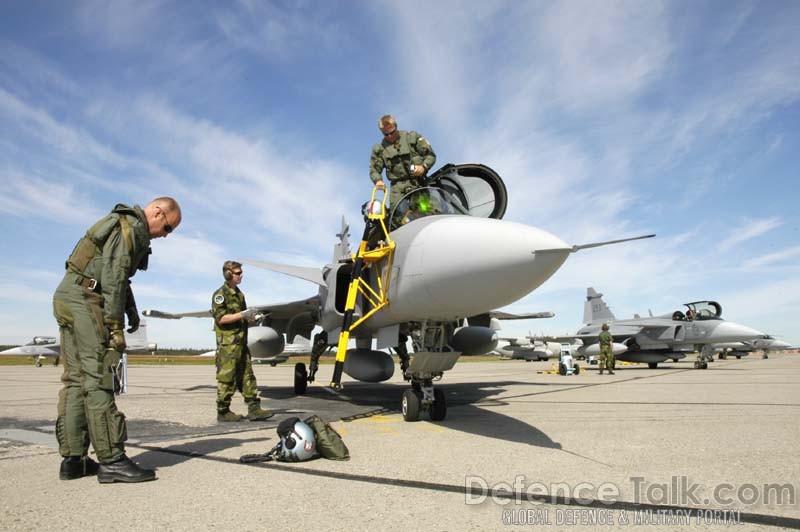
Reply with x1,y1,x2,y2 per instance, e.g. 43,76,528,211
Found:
583,287,616,325
125,319,156,353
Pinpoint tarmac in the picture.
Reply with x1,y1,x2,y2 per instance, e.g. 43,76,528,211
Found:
1,354,799,531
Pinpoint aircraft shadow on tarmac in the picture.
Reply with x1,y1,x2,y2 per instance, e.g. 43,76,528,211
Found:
258,380,562,450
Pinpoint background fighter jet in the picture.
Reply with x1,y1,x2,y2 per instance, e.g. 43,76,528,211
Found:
564,288,766,369
493,337,570,361
712,335,793,360
194,336,313,366
146,164,653,421
0,319,157,366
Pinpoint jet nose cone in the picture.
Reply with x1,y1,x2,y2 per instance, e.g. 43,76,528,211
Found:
391,216,571,319
708,321,765,342
770,340,792,349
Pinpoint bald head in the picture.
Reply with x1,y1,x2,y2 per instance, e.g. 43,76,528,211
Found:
144,197,182,239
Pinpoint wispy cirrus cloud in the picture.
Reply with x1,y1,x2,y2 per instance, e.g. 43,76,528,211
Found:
715,217,783,254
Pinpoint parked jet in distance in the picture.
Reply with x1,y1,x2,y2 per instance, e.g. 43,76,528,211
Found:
146,164,653,421
0,320,157,367
561,288,765,369
494,337,569,361
713,335,793,360
195,334,312,366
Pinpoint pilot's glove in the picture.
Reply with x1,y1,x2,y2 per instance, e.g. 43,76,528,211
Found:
107,324,127,353
125,305,140,334
410,164,426,178
240,308,258,322
124,282,140,333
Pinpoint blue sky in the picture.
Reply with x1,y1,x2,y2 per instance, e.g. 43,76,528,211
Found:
1,1,798,349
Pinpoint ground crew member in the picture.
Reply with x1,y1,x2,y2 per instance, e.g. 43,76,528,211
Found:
53,197,182,483
369,114,436,211
598,323,615,375
212,261,273,422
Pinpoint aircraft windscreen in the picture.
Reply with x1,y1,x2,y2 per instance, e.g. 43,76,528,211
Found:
389,187,465,230
684,301,722,320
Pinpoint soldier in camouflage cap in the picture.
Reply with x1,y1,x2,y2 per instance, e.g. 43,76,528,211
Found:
369,114,436,212
53,197,181,483
212,261,273,422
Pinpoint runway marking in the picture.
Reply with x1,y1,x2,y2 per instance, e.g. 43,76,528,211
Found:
117,441,800,531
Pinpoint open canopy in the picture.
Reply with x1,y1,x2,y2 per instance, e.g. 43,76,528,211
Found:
389,163,508,230
683,301,722,320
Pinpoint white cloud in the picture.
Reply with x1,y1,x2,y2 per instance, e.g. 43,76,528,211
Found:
715,217,782,254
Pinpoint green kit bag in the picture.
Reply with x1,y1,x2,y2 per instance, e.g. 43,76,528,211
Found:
304,414,350,461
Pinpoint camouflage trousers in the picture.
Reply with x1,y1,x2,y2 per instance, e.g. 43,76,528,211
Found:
388,179,421,210
215,344,260,412
53,277,126,462
599,345,615,371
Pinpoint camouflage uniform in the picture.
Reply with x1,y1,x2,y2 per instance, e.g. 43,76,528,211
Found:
370,129,436,210
53,204,151,462
598,330,615,374
211,283,261,414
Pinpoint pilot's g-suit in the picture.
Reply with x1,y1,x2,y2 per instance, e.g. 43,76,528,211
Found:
53,204,150,462
369,129,436,209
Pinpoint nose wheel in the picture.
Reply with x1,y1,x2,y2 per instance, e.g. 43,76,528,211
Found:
401,380,447,422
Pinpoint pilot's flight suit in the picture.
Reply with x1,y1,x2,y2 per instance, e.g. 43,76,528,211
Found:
211,283,265,418
53,204,151,462
369,129,436,209
598,330,615,374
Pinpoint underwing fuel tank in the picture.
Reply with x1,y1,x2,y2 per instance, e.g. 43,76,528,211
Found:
248,327,285,357
344,349,395,382
450,326,498,355
577,343,628,357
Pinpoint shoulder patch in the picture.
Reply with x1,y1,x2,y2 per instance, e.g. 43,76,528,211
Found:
214,294,224,305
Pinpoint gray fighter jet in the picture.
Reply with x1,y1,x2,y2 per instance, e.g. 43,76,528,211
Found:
145,164,653,420
713,335,793,360
567,288,766,369
0,319,157,367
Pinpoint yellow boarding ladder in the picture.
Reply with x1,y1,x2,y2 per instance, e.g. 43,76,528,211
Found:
330,186,396,389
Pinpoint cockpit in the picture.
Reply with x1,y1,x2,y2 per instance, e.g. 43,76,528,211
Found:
388,163,508,231
672,301,722,321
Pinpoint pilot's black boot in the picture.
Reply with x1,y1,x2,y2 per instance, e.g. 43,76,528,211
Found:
599,369,603,375
59,456,99,480
608,368,615,375
97,455,156,484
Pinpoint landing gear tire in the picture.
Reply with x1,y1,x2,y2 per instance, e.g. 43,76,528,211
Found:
735,356,741,359
574,364,580,375
430,389,447,421
294,362,308,395
402,389,422,422
648,362,658,369
558,363,567,376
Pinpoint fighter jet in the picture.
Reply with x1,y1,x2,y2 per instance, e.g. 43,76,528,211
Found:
0,319,157,367
195,336,312,366
713,335,793,360
145,164,653,421
494,337,566,361
564,288,766,369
